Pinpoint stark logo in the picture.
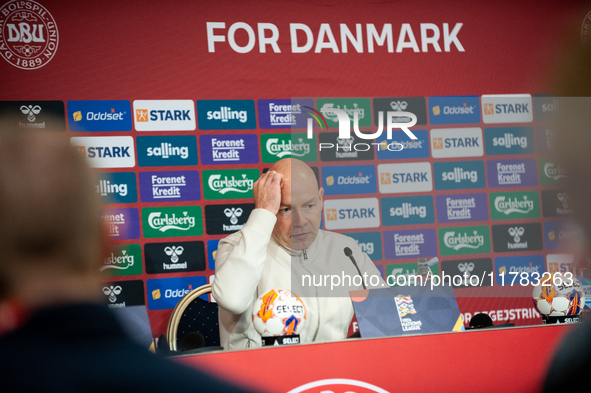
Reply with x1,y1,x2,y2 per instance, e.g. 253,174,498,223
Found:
136,109,149,122
484,103,494,115
432,138,443,149
326,209,337,220
379,173,391,185
0,0,59,70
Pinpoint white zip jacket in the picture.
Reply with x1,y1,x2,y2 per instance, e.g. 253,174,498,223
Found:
212,208,385,350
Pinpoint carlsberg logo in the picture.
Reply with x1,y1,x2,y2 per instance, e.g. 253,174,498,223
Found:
544,162,567,180
443,230,485,250
266,138,310,158
101,250,134,271
494,196,534,215
208,174,254,194
148,212,195,232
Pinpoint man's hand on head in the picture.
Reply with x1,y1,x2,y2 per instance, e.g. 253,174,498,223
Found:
253,170,283,215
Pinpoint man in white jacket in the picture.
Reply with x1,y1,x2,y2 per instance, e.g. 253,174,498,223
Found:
212,158,385,349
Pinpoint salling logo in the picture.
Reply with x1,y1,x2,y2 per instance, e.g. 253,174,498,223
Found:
208,174,254,194
101,250,134,272
492,133,527,149
436,161,486,190
207,105,247,123
137,136,197,167
197,100,256,130
148,212,195,232
0,0,59,70
96,179,127,197
382,195,434,226
390,202,426,219
266,137,310,158
544,162,567,181
494,196,534,215
356,239,374,255
507,227,527,249
442,167,478,183
133,100,196,131
163,246,187,270
394,233,424,256
147,142,189,159
443,230,484,250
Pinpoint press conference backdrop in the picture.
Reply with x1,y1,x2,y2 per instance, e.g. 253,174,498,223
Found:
0,0,587,338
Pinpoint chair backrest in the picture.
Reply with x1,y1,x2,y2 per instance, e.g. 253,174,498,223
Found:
166,283,219,351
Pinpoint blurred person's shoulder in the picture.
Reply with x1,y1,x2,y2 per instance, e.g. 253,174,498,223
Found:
543,319,591,392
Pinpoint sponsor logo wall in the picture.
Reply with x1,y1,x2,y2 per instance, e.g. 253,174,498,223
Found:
14,92,570,336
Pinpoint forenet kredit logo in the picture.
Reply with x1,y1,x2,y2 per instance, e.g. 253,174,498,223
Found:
0,0,59,70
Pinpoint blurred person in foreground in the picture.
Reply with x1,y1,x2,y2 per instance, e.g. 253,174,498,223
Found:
212,158,385,349
0,127,249,392
543,38,591,391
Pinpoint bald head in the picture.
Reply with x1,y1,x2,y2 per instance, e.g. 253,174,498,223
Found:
270,158,323,250
268,158,319,193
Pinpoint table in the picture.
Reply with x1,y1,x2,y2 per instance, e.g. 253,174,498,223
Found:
175,324,572,392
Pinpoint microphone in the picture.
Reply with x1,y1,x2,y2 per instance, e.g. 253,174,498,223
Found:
179,331,205,351
344,247,366,289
